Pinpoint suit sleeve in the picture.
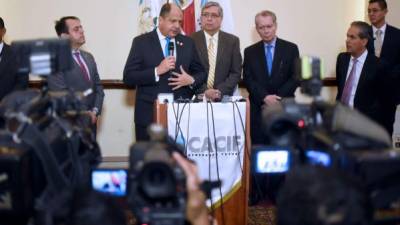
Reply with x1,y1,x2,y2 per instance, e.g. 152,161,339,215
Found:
188,41,207,90
243,48,267,106
216,37,242,96
276,44,300,97
47,72,69,91
88,54,105,114
123,37,159,87
335,53,344,101
9,49,28,91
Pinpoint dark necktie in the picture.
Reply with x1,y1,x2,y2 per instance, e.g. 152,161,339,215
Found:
265,44,273,76
73,52,90,81
341,58,358,106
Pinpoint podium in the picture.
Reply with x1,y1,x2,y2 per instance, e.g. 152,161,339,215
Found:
154,100,251,225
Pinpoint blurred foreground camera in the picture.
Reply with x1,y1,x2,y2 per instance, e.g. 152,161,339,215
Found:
254,56,400,223
0,39,100,225
128,125,187,225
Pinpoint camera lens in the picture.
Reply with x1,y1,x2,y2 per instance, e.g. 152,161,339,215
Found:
139,162,176,200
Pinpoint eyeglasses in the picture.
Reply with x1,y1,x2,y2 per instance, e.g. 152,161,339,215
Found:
201,13,220,19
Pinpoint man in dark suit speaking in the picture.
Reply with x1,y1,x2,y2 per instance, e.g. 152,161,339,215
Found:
191,1,242,101
123,3,206,141
336,21,385,125
243,10,299,145
48,16,105,127
0,17,28,101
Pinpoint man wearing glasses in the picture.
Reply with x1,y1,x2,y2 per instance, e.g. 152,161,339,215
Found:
367,0,400,136
191,1,242,101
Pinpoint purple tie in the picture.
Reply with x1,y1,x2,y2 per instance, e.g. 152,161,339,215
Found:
73,52,90,81
341,58,358,105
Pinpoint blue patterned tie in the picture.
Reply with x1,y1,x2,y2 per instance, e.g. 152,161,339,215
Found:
266,44,273,76
164,36,170,57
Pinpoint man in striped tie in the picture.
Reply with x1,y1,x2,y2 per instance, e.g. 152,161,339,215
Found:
48,16,105,130
191,1,242,101
336,21,386,128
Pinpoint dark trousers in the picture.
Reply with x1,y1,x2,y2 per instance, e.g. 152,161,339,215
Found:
135,124,150,141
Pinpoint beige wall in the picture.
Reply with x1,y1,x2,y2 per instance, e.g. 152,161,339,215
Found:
1,0,398,156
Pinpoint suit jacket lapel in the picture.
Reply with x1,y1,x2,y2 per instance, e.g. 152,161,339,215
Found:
355,53,371,99
215,32,225,76
150,29,165,63
80,51,93,80
175,34,185,70
197,31,209,70
339,54,350,91
271,38,282,78
0,45,9,75
380,25,392,58
256,41,269,79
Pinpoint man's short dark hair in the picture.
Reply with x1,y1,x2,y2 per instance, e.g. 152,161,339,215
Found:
369,0,388,10
0,17,5,29
159,3,182,18
277,166,372,225
351,21,371,40
55,16,80,37
159,3,172,18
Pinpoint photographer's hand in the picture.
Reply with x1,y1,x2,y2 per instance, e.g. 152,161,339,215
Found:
87,111,97,124
173,152,210,225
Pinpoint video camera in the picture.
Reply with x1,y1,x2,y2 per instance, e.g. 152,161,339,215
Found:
252,56,400,223
0,38,100,225
91,124,190,225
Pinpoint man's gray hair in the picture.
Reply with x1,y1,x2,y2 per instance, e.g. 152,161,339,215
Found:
255,10,277,25
202,1,223,17
351,21,371,40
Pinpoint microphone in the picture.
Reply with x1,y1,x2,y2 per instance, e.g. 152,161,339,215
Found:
168,41,174,57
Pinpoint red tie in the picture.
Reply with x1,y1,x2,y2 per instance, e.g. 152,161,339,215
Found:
341,58,358,106
73,52,90,81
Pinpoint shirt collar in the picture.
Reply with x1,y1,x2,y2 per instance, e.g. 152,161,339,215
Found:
264,38,277,48
72,49,81,54
204,30,219,43
372,23,387,35
352,49,368,64
156,27,175,41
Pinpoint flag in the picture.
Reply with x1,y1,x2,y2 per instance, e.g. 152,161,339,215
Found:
174,0,196,35
138,0,166,34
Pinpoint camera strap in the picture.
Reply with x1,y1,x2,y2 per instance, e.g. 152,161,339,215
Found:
19,123,69,190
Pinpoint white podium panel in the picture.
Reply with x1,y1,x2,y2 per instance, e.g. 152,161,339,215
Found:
167,102,247,207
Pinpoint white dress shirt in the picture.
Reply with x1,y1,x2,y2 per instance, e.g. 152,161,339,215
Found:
0,42,4,62
204,30,219,57
154,28,177,82
72,49,91,80
372,23,387,44
346,49,368,108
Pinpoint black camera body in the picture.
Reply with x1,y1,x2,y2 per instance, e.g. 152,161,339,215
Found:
127,139,187,225
254,56,400,223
